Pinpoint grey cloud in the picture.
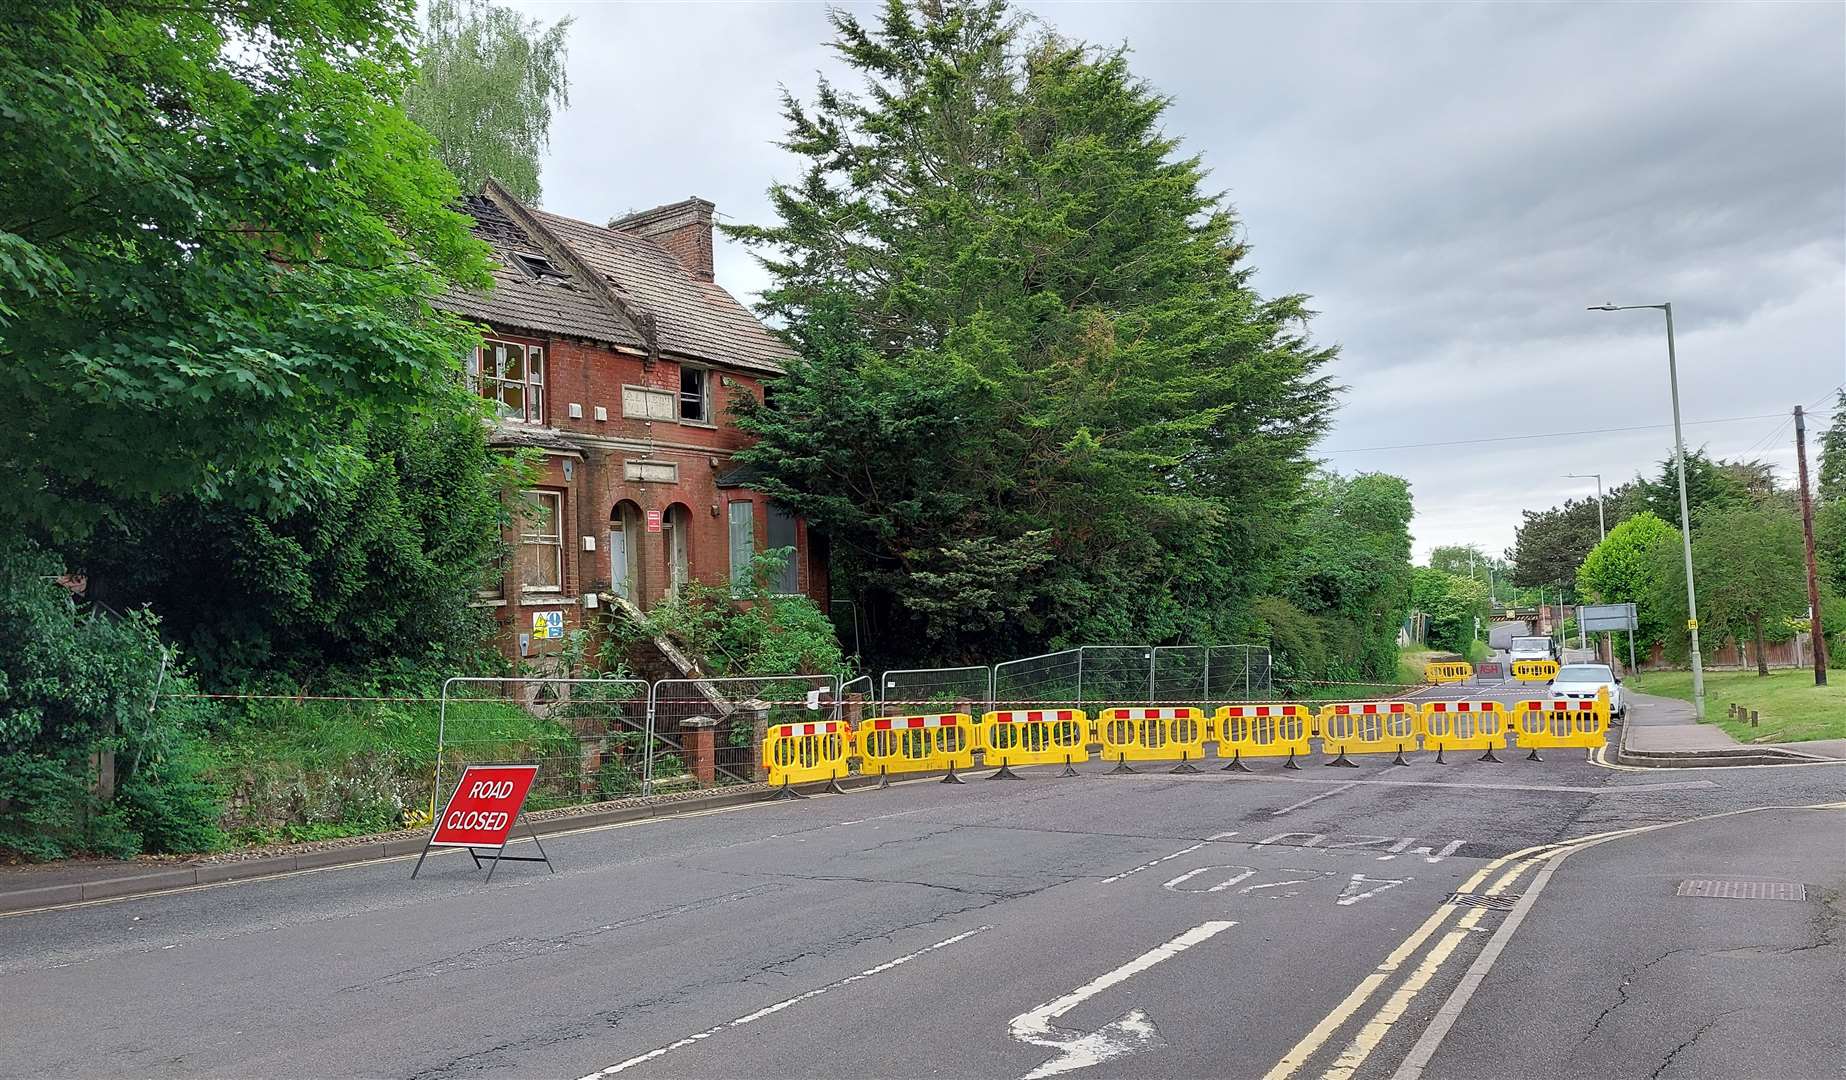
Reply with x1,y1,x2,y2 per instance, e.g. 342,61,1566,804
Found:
513,0,1844,561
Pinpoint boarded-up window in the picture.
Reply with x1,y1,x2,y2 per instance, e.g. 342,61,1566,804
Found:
622,385,677,420
765,503,799,594
727,500,755,596
517,490,563,593
622,459,680,483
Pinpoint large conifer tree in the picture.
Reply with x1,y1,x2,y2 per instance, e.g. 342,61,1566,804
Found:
730,0,1338,663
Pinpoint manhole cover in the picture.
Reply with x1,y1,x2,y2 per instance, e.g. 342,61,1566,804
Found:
1444,892,1521,911
1676,879,1807,901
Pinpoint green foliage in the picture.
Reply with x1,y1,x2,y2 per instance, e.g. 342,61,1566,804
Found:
1632,449,1757,525
1260,472,1414,684
1,0,491,540
1509,497,1612,594
1412,568,1490,655
1818,391,1846,503
1575,511,1679,648
1649,504,1808,671
0,544,226,859
404,0,572,203
727,1,1337,667
76,412,523,691
618,549,846,676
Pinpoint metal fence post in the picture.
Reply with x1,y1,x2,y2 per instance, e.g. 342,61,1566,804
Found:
643,679,658,797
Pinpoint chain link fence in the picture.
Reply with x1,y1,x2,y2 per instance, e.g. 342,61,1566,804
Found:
436,676,652,815
650,675,842,791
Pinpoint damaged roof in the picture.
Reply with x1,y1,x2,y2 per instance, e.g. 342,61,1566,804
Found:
437,182,794,375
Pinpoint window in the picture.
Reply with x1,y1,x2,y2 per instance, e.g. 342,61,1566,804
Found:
517,490,564,593
765,504,800,594
473,339,544,424
727,500,755,595
623,459,680,483
680,367,711,423
622,385,677,420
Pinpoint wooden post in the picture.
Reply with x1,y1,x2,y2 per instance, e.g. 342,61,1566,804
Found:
1794,405,1829,684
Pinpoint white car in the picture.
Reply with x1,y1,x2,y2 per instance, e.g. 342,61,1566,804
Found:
1550,663,1626,719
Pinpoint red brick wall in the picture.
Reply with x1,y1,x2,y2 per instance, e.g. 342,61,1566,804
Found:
474,329,829,664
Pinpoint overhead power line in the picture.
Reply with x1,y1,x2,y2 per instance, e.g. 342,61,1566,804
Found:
1320,412,1785,455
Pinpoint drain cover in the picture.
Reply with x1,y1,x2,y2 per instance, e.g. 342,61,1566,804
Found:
1444,892,1521,911
1676,879,1807,902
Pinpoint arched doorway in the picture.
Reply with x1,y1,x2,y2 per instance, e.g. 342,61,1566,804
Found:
663,503,692,595
610,501,642,601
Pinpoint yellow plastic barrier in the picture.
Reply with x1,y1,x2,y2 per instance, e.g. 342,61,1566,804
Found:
1511,689,1609,757
1096,707,1209,772
762,719,852,794
1512,659,1560,682
1423,661,1473,685
1214,703,1315,770
979,709,1091,776
856,713,976,783
1420,698,1510,762
1318,701,1421,767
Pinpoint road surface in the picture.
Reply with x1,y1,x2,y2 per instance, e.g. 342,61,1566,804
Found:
3,681,1841,1080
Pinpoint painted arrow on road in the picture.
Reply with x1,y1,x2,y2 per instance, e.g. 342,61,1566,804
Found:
1008,920,1235,1079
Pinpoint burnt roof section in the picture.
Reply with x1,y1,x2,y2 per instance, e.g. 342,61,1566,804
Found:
437,182,793,376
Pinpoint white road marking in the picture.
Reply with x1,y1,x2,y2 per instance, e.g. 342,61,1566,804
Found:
1271,784,1358,815
1241,775,1717,794
1388,802,1846,1080
1336,874,1408,907
575,926,990,1079
1161,865,1256,893
1009,920,1235,1079
1098,831,1237,885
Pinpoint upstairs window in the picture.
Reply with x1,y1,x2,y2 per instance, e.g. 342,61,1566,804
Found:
680,367,711,423
472,339,544,424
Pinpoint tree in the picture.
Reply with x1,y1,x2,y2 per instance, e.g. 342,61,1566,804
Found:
404,0,572,203
75,413,522,690
1575,511,1678,648
1817,390,1846,503
1,0,490,541
728,1,1338,666
1632,448,1752,525
1264,472,1414,683
1508,498,1603,595
1411,569,1490,656
1649,505,1807,674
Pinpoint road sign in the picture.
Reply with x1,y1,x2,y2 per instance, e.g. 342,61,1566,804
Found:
1578,603,1637,632
412,764,554,881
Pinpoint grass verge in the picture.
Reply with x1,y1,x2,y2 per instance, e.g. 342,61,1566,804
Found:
1628,668,1846,744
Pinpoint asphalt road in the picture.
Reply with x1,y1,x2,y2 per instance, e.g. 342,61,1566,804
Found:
3,682,1841,1080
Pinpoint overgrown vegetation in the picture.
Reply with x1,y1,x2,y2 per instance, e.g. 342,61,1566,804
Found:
609,549,846,677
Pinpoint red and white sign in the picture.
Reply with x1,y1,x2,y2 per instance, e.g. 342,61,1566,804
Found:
430,764,539,849
645,509,663,533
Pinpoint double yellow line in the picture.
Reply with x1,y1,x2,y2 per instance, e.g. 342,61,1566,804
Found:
1263,802,1846,1080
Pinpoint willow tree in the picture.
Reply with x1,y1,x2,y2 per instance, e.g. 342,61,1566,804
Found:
729,0,1339,664
405,0,571,203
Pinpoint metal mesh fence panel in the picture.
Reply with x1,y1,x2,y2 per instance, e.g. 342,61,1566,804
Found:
879,666,992,715
651,675,842,790
1077,646,1156,707
437,677,652,815
992,649,1082,706
1151,646,1209,702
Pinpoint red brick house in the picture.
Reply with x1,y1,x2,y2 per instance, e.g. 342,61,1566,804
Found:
438,179,827,661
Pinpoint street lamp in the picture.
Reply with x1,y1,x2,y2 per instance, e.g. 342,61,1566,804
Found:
1588,302,1704,718
1566,472,1606,541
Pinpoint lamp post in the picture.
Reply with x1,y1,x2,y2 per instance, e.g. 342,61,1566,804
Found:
1566,472,1606,541
1588,302,1704,718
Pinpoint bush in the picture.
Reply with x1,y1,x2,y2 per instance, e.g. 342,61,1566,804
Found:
614,547,846,676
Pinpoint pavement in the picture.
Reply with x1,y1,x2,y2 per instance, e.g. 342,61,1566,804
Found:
1,682,1841,1080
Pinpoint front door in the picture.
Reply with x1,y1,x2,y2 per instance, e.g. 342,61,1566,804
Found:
609,525,630,600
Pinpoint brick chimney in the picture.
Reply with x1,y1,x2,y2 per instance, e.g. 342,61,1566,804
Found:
610,197,715,282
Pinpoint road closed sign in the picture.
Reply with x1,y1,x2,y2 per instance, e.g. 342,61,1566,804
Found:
430,764,539,849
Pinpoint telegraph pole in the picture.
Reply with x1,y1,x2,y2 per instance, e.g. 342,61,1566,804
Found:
1794,405,1828,685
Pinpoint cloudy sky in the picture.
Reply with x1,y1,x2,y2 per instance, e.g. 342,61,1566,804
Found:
511,0,1845,561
